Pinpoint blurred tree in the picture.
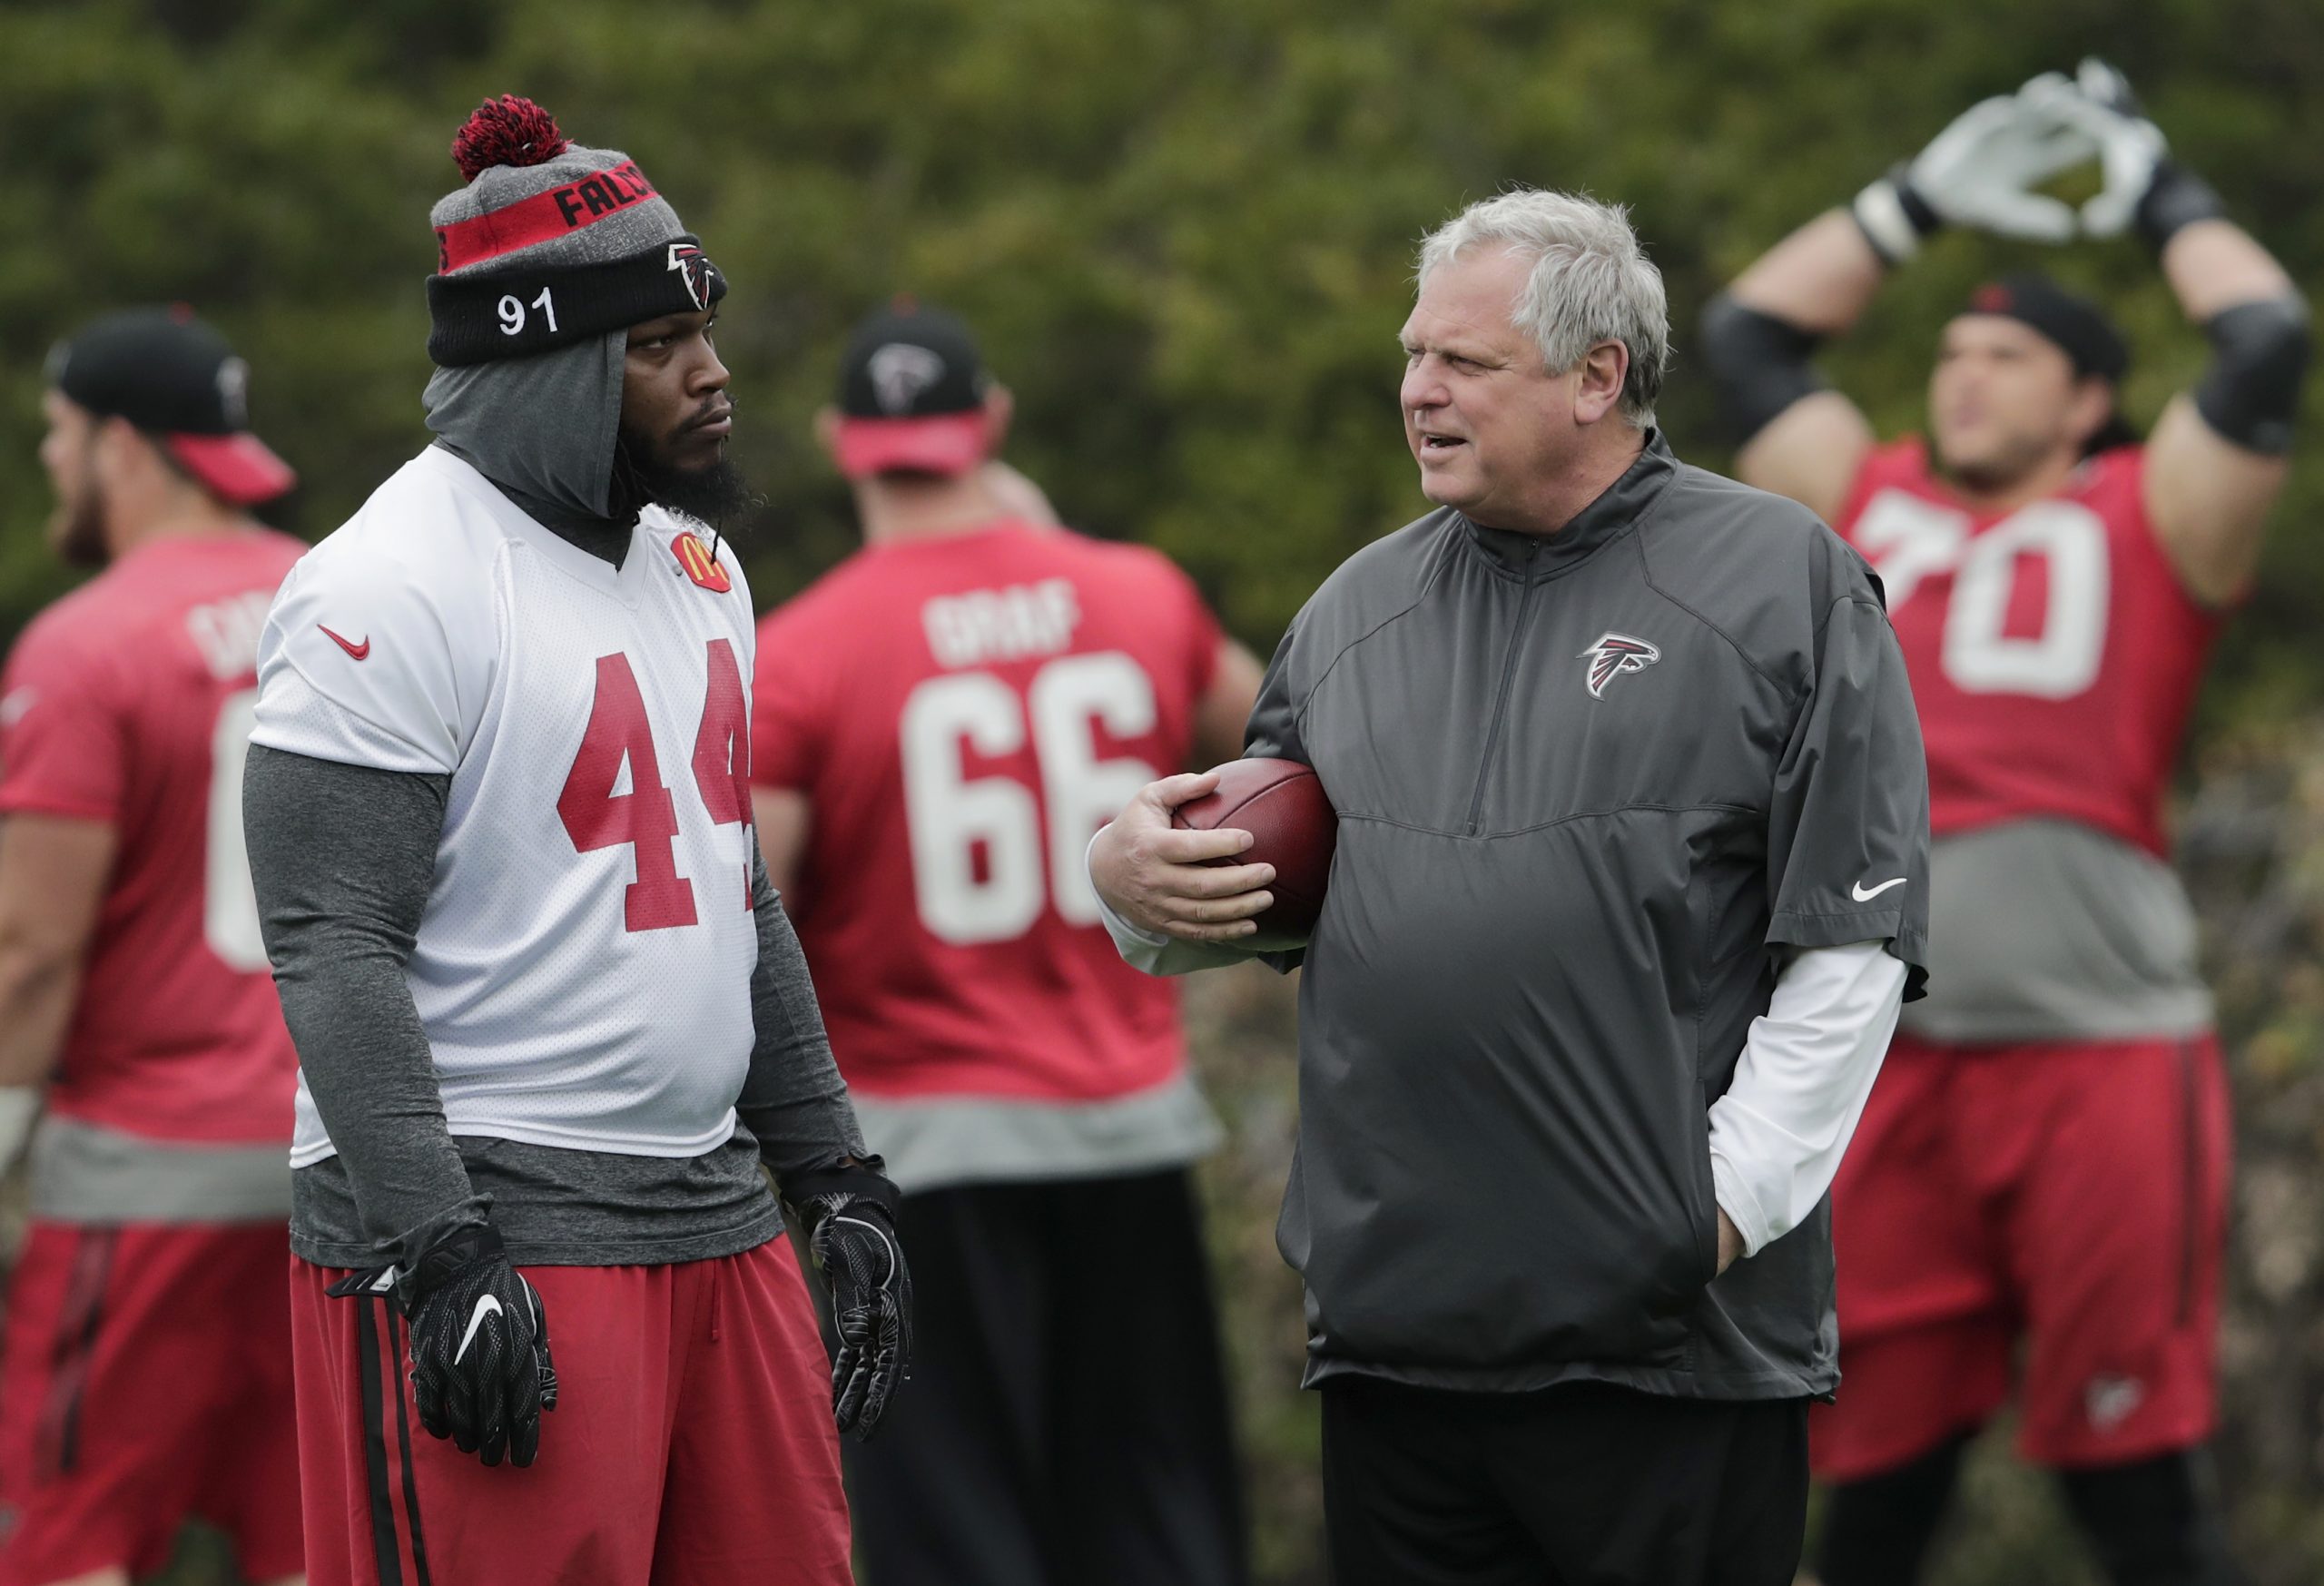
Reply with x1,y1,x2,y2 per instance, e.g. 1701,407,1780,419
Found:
5,1,2322,1581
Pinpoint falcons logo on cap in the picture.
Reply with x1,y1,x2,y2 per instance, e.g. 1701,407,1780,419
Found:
868,343,946,415
1579,633,1660,699
216,357,251,429
667,242,716,310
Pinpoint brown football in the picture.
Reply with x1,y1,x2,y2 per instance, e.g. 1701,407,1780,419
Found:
1170,758,1336,948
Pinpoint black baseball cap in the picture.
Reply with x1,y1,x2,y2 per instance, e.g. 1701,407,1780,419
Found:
44,307,296,506
832,300,993,479
1962,274,2129,381
1959,275,2138,454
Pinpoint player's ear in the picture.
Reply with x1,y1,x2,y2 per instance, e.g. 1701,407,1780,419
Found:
90,416,153,492
812,406,843,470
2068,377,2114,450
982,383,1014,453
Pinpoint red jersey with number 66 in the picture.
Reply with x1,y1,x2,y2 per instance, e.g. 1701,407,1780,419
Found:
0,530,305,1143
1834,440,2221,857
753,520,1221,1106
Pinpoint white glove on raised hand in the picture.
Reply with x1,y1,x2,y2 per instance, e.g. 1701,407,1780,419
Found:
2018,58,2169,239
1854,85,2098,261
1908,90,2099,241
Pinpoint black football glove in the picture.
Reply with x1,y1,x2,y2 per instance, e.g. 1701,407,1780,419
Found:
392,1223,556,1467
786,1165,911,1440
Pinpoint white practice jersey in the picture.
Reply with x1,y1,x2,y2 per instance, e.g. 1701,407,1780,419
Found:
253,447,761,1167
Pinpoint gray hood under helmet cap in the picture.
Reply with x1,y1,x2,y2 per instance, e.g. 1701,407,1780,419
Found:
417,96,728,526
425,335,624,526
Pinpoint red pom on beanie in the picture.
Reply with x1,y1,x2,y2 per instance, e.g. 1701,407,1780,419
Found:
451,95,569,182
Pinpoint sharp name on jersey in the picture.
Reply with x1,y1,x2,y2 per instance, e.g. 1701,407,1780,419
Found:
1835,439,2220,857
253,448,761,1167
753,521,1222,1105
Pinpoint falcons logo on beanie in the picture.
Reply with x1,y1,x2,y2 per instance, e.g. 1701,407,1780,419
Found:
667,242,717,310
1580,633,1660,699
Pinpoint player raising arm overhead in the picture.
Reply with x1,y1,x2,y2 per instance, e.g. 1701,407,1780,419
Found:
242,98,904,1586
1700,61,2308,1586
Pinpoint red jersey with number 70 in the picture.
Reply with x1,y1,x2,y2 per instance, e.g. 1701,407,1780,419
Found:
752,520,1222,1104
1833,439,2221,857
0,530,305,1143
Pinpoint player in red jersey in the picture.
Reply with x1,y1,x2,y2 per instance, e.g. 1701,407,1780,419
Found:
752,302,1262,1586
0,310,306,1586
1702,62,2309,1586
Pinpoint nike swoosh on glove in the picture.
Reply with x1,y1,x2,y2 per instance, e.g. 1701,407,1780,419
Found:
390,1222,556,1467
785,1165,912,1440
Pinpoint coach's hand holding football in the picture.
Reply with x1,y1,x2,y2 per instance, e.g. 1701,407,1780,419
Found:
1088,771,1278,944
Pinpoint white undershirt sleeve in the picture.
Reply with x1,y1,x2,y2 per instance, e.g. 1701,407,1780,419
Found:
1708,939,1905,1258
1086,827,1265,977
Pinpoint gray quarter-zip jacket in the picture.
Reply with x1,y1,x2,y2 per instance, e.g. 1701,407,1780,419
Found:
1243,432,1928,1400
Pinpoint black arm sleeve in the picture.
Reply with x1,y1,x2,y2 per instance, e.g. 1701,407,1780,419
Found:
242,744,487,1266
734,845,869,1188
2191,297,2311,456
1698,294,1830,446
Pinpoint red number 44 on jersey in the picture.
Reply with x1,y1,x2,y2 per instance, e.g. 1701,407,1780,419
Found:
558,638,753,931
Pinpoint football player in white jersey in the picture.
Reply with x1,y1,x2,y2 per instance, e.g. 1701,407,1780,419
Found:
241,96,905,1586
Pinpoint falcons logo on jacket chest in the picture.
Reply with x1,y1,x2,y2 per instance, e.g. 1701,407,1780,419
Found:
1579,633,1660,699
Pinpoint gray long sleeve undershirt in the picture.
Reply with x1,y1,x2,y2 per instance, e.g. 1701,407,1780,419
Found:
244,742,867,1272
735,854,871,1179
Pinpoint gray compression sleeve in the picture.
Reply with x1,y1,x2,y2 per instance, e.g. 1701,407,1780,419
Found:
243,744,487,1266
736,846,869,1188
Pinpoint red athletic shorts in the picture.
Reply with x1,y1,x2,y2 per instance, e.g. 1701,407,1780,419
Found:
0,1221,301,1585
292,1236,851,1586
1812,1031,2230,1480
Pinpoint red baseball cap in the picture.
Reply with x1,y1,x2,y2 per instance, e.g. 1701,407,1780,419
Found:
833,411,994,479
831,300,994,480
46,307,297,507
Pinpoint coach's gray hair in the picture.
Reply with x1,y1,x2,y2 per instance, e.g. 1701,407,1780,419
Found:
1417,189,1670,429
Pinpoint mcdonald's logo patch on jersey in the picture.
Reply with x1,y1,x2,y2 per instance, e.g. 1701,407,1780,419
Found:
671,531,732,593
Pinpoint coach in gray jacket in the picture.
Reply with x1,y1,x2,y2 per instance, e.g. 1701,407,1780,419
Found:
1089,189,1931,1586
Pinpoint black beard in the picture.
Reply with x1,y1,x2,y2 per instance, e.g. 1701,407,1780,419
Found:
46,459,108,569
607,425,756,531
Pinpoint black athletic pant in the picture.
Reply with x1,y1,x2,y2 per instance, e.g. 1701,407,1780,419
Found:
1322,1376,1809,1586
845,1167,1246,1586
1817,1439,2247,1586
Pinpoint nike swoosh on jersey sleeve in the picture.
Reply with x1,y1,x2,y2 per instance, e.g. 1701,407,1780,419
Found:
251,513,496,775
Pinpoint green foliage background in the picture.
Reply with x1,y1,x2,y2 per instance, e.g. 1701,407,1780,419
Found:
6,0,2324,1581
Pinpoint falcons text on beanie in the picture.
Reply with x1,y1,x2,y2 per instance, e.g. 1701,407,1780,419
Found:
424,95,726,368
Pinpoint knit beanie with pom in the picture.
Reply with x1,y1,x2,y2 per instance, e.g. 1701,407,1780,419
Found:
425,96,726,367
